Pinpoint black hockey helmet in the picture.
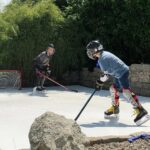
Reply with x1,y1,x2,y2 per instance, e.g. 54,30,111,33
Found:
48,43,55,49
86,40,103,60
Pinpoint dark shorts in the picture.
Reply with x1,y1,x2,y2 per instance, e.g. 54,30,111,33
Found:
113,71,130,90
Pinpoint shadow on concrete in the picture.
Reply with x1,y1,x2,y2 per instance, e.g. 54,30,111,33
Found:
80,119,147,128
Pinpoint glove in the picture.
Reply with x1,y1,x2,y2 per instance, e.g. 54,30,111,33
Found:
46,69,51,75
95,79,104,90
95,74,109,90
46,66,51,75
100,74,109,82
43,65,49,71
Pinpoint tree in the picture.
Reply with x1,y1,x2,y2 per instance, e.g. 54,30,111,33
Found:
0,0,65,85
0,0,87,85
54,0,68,10
78,0,150,64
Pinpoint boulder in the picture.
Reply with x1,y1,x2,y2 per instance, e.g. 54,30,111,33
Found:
29,112,87,150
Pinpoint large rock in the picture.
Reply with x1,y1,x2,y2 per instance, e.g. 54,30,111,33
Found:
29,112,87,150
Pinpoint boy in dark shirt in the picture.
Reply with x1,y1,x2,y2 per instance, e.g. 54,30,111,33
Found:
33,43,55,91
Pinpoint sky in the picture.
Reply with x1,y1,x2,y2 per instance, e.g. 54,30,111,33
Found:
0,0,11,5
0,0,12,9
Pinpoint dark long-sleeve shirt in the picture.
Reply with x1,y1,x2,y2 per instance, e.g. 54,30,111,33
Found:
33,51,52,70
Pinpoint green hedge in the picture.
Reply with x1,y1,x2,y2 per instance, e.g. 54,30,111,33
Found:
78,0,150,64
0,0,86,86
0,0,149,86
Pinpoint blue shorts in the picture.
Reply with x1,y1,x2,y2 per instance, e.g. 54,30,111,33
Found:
113,71,130,90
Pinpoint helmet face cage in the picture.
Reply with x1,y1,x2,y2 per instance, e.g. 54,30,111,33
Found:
86,40,103,60
86,49,97,60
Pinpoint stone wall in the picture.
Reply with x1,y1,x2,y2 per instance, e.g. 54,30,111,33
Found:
62,64,150,97
130,64,150,97
79,68,113,90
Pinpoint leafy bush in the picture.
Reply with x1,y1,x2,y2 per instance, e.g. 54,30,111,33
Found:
0,0,87,86
0,0,149,86
79,0,150,64
0,0,64,85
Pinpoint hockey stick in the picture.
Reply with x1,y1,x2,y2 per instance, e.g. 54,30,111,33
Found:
74,88,99,121
74,85,103,121
38,71,78,93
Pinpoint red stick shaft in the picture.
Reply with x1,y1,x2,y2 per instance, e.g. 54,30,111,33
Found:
38,71,69,91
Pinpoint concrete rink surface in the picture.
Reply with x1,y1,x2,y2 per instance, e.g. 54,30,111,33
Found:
0,86,150,150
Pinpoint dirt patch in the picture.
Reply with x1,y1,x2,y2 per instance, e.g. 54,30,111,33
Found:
85,132,150,150
20,139,150,150
21,132,150,150
87,139,150,150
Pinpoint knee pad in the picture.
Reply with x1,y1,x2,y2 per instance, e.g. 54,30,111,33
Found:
123,89,139,107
